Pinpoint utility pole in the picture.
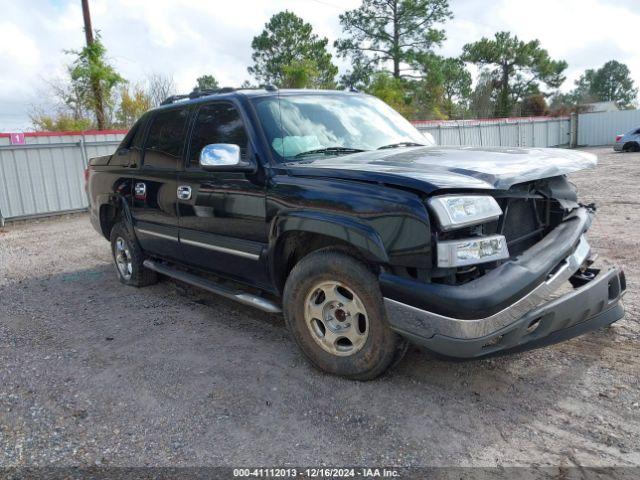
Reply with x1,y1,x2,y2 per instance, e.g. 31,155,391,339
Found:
81,0,105,129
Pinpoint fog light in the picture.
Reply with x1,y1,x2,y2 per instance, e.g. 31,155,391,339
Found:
437,235,509,267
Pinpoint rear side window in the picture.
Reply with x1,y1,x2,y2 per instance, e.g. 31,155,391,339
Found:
117,122,138,150
143,108,189,169
117,117,147,150
188,103,248,167
130,117,147,149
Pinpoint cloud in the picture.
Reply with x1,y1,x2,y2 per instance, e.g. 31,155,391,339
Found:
0,0,639,130
0,23,40,69
444,0,640,89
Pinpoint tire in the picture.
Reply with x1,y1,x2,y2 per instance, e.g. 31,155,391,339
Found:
623,142,640,152
283,249,407,380
109,221,157,287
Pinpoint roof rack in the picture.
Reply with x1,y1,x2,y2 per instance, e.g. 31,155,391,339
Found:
160,94,190,105
159,85,283,106
160,87,238,106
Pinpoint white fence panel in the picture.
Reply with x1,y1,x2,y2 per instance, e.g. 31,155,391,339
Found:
0,131,126,222
415,117,570,148
578,109,640,146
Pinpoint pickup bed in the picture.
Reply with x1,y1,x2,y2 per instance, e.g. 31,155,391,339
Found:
87,88,626,379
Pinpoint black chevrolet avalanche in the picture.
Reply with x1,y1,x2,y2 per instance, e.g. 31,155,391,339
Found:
87,88,626,380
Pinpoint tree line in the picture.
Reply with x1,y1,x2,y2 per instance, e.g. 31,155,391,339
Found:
31,0,639,131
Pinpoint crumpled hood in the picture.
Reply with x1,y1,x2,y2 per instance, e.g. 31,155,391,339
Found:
285,146,597,193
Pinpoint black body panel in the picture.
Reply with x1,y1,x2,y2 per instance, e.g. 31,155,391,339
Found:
265,174,431,269
131,169,181,260
177,168,271,289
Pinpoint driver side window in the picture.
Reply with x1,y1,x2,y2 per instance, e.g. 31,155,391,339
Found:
188,103,249,168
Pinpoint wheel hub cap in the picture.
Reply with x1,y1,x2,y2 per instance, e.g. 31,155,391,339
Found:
304,281,369,357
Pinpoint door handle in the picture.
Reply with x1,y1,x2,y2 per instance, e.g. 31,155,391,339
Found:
134,182,146,197
177,185,192,200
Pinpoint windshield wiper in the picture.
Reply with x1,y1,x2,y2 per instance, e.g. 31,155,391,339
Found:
377,142,425,150
293,147,367,158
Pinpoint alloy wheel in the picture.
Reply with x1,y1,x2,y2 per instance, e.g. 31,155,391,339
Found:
304,281,369,356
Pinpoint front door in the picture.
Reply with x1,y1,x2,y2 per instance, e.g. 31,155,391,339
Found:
177,101,270,288
131,106,190,260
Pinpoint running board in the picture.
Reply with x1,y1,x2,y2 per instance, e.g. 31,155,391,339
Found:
142,260,282,314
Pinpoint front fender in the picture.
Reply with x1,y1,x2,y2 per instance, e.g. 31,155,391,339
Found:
270,211,389,263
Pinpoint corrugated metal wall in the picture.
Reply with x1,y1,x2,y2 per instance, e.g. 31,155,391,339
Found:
578,109,640,146
0,118,571,222
414,117,571,148
0,131,126,222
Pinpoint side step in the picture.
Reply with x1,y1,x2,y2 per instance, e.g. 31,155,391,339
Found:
142,259,282,314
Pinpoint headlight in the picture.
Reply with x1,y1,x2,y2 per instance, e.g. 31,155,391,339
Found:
437,235,509,267
428,195,502,231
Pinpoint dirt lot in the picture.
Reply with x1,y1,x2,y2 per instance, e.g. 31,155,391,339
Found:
0,147,638,468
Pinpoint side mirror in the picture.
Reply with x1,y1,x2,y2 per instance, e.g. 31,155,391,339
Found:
199,144,254,172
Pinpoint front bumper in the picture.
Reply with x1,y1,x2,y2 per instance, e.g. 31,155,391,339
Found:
383,232,626,358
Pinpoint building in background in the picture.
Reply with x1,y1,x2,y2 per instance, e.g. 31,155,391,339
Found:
583,101,619,113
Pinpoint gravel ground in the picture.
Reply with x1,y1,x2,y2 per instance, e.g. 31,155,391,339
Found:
0,147,638,468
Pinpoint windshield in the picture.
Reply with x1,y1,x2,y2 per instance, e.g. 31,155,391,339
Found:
251,93,434,162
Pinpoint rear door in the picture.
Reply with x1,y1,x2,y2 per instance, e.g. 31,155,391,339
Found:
131,107,189,260
177,101,270,288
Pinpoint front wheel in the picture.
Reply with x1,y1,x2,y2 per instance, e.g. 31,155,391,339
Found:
109,221,157,287
283,249,407,380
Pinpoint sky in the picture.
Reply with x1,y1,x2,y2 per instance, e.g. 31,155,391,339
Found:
1,0,639,131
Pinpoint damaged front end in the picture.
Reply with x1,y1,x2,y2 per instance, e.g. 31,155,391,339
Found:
379,175,626,358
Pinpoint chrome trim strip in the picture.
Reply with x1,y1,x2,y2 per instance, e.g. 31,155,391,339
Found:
136,228,178,242
180,237,260,261
384,235,592,339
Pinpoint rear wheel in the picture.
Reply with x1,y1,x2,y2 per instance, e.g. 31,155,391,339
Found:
623,142,640,152
109,221,157,287
283,249,407,380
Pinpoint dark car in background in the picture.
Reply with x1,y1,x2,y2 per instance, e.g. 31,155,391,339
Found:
86,88,626,379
